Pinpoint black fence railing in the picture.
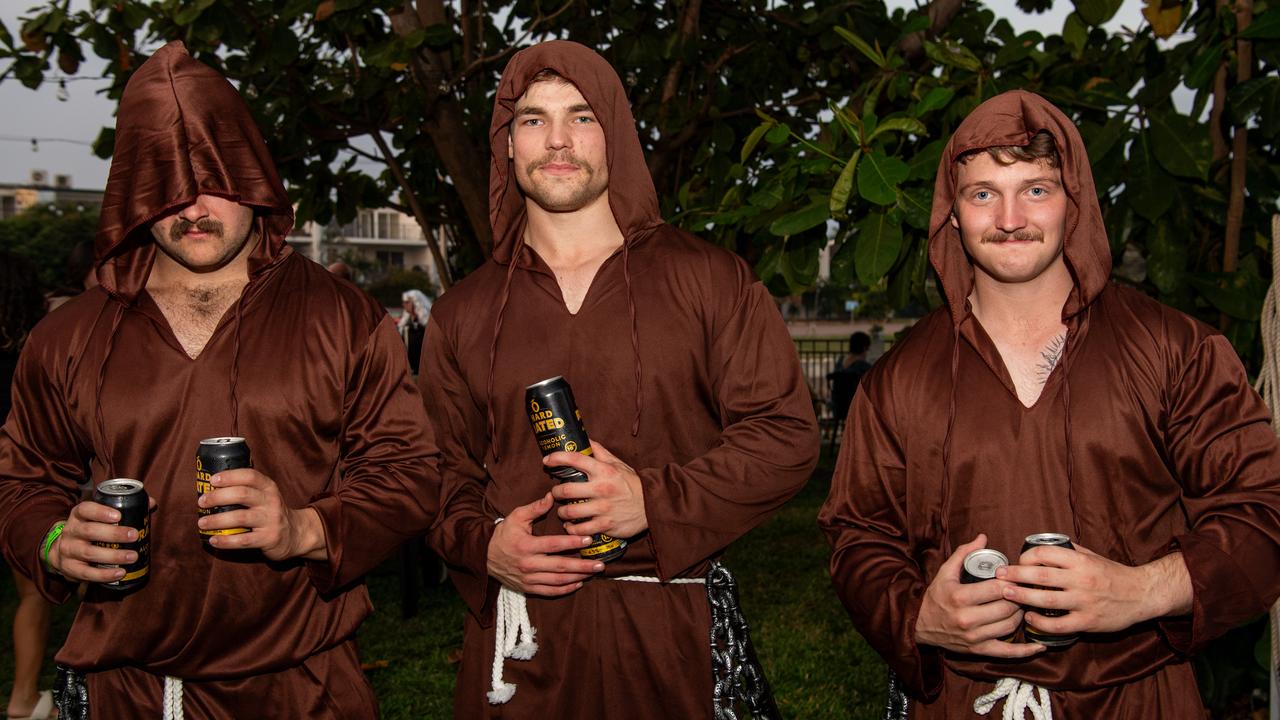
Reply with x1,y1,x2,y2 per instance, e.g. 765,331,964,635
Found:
796,338,849,429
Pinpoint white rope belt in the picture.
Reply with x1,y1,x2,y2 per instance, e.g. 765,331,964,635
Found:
973,677,1052,720
162,676,184,720
487,574,705,705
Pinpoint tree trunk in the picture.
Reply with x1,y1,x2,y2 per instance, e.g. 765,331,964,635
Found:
1222,0,1253,278
391,0,494,258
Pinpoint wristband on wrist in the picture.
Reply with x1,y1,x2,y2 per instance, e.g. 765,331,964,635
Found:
41,521,67,573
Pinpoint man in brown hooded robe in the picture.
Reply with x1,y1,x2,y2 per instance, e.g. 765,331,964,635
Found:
818,89,1280,718
418,41,819,718
0,42,439,716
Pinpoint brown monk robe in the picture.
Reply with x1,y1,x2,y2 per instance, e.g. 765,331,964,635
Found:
419,41,819,718
819,90,1280,717
0,42,439,716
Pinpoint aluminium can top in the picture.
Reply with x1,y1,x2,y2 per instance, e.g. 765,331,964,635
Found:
525,376,566,392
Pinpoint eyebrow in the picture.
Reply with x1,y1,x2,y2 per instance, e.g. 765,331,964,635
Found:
957,176,1063,193
514,103,596,116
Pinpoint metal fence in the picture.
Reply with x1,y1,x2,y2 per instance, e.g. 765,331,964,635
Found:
795,338,850,446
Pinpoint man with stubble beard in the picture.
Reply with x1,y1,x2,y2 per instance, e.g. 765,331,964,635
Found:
0,42,440,717
418,41,818,718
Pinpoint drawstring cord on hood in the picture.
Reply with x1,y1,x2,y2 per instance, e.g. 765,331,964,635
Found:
486,236,526,463
622,241,641,436
939,329,962,556
94,305,127,479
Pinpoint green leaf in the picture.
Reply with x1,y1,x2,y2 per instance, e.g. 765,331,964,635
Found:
830,150,862,218
897,186,933,230
855,211,904,287
1189,270,1264,320
1240,9,1280,39
868,117,928,142
741,122,773,163
1185,43,1224,91
833,26,886,68
1145,219,1187,294
781,241,822,292
924,40,983,72
1147,112,1208,180
173,0,216,26
1074,0,1123,26
765,123,791,145
829,103,861,144
755,243,784,283
92,126,115,160
1063,12,1088,53
1086,116,1127,165
1128,131,1175,221
908,140,945,181
1228,77,1280,126
914,87,954,116
858,150,910,206
769,198,831,237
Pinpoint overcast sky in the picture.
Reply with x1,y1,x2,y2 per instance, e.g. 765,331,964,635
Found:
0,1,1149,190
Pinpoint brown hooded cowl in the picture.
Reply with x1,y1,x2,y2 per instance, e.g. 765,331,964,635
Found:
0,42,440,716
419,41,819,718
818,89,1280,717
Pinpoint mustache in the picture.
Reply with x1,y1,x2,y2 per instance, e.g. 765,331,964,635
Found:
981,228,1043,243
527,152,594,175
170,218,224,241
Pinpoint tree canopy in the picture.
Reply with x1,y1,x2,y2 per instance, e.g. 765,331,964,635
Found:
3,0,1278,361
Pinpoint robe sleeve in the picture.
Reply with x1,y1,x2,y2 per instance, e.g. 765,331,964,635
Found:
305,315,441,594
1158,333,1280,654
817,376,943,700
417,316,499,622
638,281,819,580
0,339,88,603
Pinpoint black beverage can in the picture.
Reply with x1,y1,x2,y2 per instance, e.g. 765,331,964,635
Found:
525,376,626,563
961,548,1008,584
196,437,252,543
92,478,150,590
1020,532,1077,647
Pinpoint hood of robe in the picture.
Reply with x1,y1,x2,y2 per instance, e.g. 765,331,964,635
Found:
487,40,663,262
94,41,294,304
927,89,1112,325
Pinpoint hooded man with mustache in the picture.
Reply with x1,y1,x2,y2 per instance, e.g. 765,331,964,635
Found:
418,41,819,718
819,90,1280,717
0,42,441,717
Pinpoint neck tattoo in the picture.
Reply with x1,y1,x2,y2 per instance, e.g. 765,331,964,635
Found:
1036,333,1066,384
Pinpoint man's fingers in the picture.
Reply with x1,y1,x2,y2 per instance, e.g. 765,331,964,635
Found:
64,540,137,566
71,501,121,524
207,531,261,551
200,509,259,532
944,534,988,573
543,451,603,476
67,521,138,545
506,492,554,525
522,572,597,587
59,558,127,584
551,482,597,502
200,487,259,509
523,582,585,597
968,639,1046,659
522,532,595,556
1017,545,1078,568
997,564,1070,589
589,441,619,463
209,468,264,487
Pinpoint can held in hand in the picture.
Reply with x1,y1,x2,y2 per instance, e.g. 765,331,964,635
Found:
92,478,150,590
1020,532,1077,647
196,437,252,543
961,548,1008,584
525,376,626,563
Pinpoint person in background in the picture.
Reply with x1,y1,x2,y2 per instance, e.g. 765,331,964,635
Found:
1,250,57,720
398,289,432,375
827,330,872,427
